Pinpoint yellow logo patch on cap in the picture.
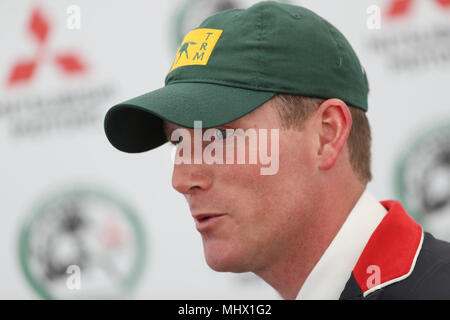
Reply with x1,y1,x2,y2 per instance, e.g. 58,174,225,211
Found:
169,28,223,72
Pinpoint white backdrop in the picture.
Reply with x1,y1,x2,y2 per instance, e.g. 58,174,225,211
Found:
1,0,449,299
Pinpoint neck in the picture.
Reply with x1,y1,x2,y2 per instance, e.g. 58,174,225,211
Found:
254,177,365,300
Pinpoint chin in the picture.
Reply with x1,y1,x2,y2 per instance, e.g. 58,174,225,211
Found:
203,241,249,273
205,257,249,273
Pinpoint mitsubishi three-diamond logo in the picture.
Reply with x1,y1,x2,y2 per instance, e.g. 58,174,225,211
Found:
7,7,87,86
0,6,114,140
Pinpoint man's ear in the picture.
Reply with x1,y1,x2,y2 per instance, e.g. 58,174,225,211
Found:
315,99,352,170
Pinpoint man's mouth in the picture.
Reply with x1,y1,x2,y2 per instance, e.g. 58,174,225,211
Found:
193,213,226,232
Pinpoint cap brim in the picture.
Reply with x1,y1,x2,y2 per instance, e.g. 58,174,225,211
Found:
104,83,275,153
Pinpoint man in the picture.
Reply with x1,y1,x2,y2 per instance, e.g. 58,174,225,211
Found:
104,1,450,299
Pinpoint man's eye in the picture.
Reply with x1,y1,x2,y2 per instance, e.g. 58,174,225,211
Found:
214,128,229,140
172,136,182,145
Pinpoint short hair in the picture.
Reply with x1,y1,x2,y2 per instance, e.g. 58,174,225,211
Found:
271,94,372,183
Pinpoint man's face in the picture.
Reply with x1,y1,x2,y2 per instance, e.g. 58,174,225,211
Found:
164,99,320,274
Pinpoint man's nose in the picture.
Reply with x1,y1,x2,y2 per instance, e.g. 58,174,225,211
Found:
172,163,212,195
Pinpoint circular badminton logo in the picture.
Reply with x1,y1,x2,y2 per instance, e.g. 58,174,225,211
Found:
395,122,450,241
19,187,146,299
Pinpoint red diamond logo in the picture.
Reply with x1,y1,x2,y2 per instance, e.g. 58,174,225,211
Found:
6,7,88,87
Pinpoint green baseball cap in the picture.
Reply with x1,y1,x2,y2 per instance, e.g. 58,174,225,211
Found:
104,1,368,153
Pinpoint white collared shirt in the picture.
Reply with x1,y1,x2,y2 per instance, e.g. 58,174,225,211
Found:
296,189,388,300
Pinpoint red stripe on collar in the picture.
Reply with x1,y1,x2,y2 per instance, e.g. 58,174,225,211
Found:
352,200,423,296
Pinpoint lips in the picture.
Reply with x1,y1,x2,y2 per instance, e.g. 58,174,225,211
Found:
193,213,226,232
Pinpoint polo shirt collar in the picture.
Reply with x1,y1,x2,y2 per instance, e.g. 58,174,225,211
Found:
296,189,387,299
